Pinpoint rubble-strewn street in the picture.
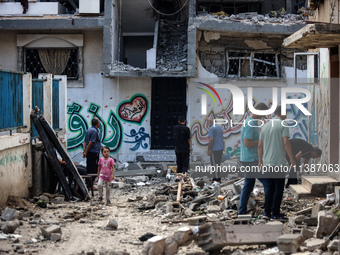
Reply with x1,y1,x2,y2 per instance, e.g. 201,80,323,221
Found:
1,170,340,255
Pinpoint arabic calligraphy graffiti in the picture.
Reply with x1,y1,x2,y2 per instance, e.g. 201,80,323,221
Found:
118,94,148,124
124,127,150,151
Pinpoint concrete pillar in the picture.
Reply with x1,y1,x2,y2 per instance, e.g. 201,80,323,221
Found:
38,73,53,125
53,75,67,148
22,73,32,133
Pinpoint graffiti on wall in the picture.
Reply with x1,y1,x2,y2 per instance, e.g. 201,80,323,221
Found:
67,102,123,153
124,127,150,151
118,94,149,125
191,92,309,157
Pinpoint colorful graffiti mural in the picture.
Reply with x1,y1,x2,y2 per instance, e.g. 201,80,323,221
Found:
124,127,150,151
117,94,148,125
191,92,309,157
67,102,123,153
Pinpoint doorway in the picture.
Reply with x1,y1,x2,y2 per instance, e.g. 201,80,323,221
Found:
151,77,187,149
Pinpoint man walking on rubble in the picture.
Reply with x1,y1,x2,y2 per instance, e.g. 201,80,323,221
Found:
207,115,224,182
258,106,296,219
238,103,270,215
285,139,322,188
83,118,102,174
173,116,192,173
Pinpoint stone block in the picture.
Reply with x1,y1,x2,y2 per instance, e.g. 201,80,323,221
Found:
174,227,193,247
163,237,178,255
305,238,324,251
312,203,325,218
142,236,166,255
316,211,339,238
1,207,19,221
206,205,220,213
335,186,340,204
40,225,62,239
277,234,304,254
301,228,315,240
50,233,61,242
327,240,339,252
1,219,20,234
106,219,118,230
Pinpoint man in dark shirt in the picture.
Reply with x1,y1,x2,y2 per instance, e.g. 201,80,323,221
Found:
83,118,102,174
173,116,192,173
286,138,322,187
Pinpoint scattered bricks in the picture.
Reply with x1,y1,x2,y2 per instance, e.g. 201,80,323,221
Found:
50,233,61,242
312,203,325,218
1,220,20,234
301,228,315,241
106,219,118,230
194,222,227,252
327,240,339,252
186,216,207,226
40,225,62,239
335,186,340,204
316,211,339,238
174,227,193,247
163,237,178,255
305,238,325,251
142,236,166,255
206,205,221,213
0,207,19,221
277,234,304,254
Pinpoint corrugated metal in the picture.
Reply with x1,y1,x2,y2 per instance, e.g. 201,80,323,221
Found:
32,79,44,137
0,70,23,130
52,79,60,130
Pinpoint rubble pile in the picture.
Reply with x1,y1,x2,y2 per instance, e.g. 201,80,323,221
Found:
1,172,340,254
156,19,188,72
197,8,307,25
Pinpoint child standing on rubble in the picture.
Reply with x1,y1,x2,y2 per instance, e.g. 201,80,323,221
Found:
97,146,115,205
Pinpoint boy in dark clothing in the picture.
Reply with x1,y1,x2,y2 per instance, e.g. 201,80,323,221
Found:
173,116,192,173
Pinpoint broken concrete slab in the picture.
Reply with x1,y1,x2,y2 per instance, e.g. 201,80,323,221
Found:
1,219,20,234
50,233,61,242
301,228,315,240
194,222,227,252
163,237,178,255
40,225,62,239
206,205,220,213
142,236,166,255
305,238,325,251
316,211,339,238
174,227,193,247
1,207,19,221
302,176,340,196
277,234,304,254
312,203,325,218
327,240,339,252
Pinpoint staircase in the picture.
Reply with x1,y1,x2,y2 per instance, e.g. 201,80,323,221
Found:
290,175,340,198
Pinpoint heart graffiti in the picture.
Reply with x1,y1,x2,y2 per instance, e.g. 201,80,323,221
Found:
117,94,148,124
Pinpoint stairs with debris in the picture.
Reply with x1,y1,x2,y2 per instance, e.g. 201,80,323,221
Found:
290,175,340,198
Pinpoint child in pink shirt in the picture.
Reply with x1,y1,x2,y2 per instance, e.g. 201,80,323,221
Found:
97,146,115,205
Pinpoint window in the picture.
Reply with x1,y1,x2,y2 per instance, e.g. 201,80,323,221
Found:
226,51,280,78
294,52,319,85
25,49,78,79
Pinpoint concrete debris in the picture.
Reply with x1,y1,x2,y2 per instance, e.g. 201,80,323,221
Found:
316,211,339,238
1,219,20,234
197,10,306,25
327,240,339,252
40,225,62,239
305,238,325,251
142,236,166,255
106,219,118,230
277,234,304,253
1,207,20,221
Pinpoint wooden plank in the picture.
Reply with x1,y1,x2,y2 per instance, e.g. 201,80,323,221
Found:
38,115,90,200
30,110,72,200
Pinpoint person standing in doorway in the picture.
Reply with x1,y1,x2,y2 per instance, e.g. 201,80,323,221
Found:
173,116,192,173
207,115,224,182
258,106,296,219
83,118,101,174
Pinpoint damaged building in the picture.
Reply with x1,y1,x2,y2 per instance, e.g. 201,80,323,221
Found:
0,0,338,203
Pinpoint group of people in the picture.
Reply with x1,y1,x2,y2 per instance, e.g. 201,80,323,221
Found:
238,104,322,219
173,104,322,220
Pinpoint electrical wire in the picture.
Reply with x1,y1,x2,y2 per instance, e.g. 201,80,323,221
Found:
146,0,189,16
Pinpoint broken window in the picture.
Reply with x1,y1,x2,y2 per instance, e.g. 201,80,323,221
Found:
25,48,78,79
226,51,280,78
294,52,319,85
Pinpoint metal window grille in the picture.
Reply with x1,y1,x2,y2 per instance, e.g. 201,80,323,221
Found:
25,49,78,79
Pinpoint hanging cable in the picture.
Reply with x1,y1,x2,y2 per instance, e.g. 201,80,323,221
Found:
146,0,189,16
